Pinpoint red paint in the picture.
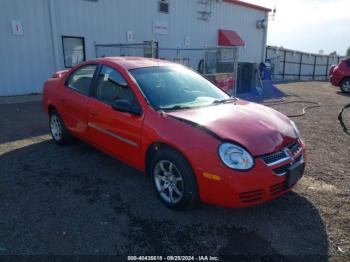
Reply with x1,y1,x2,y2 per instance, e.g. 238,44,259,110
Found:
330,58,350,87
43,57,305,208
218,29,245,47
167,100,297,156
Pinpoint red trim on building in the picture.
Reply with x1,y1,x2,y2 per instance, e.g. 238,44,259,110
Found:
223,0,271,12
218,29,245,46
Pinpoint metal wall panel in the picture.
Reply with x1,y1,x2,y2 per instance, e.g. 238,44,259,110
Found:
0,0,55,96
1,0,267,95
53,0,266,63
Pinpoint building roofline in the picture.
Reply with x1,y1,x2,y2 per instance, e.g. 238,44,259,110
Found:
223,0,272,12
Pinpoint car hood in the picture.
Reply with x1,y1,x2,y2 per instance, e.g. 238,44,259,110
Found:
167,100,298,156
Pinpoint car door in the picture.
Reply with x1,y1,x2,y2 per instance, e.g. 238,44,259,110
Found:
87,64,144,167
59,64,98,140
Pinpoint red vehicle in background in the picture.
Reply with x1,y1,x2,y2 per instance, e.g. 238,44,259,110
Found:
43,57,305,210
330,58,350,93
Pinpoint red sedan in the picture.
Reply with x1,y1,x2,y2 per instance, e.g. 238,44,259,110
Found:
330,57,350,93
43,57,305,210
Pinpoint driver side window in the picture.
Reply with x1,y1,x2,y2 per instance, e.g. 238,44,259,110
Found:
95,65,134,104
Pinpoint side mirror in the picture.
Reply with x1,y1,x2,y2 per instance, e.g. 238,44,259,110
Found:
111,99,142,116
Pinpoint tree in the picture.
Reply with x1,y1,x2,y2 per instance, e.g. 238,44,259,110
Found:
329,51,337,56
347,46,350,57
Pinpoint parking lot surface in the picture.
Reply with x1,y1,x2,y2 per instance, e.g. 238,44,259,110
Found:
0,82,349,260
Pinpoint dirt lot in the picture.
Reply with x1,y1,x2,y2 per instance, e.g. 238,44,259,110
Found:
0,82,349,260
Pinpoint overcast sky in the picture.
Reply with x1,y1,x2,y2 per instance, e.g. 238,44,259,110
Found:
244,0,350,55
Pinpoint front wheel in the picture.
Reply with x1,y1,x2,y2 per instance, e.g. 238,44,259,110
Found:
150,149,199,210
340,78,350,93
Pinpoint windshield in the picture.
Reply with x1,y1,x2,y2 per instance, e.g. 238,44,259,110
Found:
129,66,230,110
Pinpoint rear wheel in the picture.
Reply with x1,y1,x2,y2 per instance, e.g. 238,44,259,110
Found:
340,78,350,93
150,149,199,210
49,110,71,145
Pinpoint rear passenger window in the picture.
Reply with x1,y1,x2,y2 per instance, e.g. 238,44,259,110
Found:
95,65,135,104
66,64,97,95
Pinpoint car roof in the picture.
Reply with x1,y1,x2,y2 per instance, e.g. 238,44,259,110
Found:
91,56,179,70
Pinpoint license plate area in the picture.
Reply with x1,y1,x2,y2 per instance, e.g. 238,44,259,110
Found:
285,162,305,187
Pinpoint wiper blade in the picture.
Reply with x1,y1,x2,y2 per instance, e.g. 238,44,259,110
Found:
162,105,192,111
212,98,237,105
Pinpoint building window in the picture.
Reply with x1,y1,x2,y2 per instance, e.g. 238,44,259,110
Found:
158,0,169,13
62,36,86,68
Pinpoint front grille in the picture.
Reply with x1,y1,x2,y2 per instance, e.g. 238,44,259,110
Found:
289,141,301,154
269,182,286,195
239,189,265,203
294,154,302,163
272,154,303,176
261,140,301,166
273,164,290,175
262,151,287,165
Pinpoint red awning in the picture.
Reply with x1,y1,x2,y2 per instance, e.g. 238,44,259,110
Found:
218,29,245,46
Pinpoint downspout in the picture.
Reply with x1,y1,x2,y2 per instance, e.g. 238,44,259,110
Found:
48,0,60,70
261,12,268,63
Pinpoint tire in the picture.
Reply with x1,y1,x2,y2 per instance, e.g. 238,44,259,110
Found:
340,78,350,93
150,149,199,210
49,110,72,145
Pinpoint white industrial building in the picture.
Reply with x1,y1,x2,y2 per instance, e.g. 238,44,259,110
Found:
0,0,271,96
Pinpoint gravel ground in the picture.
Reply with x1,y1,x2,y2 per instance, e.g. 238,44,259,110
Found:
0,81,349,261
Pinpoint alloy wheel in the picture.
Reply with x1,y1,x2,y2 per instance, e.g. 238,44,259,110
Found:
50,115,63,141
342,80,350,93
153,160,184,204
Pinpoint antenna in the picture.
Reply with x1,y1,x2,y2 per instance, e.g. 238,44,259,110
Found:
269,6,276,21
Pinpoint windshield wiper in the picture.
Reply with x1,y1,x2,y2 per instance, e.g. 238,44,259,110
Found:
162,105,192,111
212,98,237,105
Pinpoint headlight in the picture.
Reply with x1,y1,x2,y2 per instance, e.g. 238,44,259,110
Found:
218,143,254,170
290,120,300,137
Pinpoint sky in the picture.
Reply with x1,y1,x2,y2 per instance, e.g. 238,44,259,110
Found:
243,0,350,55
